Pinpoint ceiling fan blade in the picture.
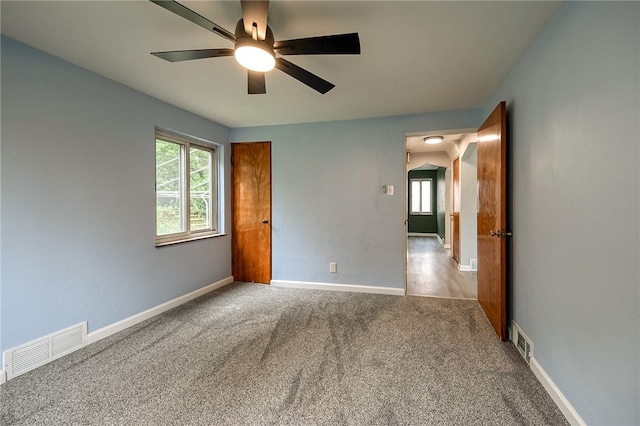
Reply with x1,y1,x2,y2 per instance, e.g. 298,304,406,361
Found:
248,71,266,94
150,0,235,42
151,48,234,62
274,33,360,55
275,58,335,94
240,0,269,40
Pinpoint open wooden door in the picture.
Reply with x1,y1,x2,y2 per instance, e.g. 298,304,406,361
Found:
477,101,509,340
232,142,271,284
451,157,461,265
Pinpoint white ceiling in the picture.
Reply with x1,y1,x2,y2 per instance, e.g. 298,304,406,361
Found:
406,132,471,157
1,1,561,129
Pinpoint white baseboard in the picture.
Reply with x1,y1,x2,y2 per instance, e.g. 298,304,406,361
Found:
407,233,446,247
407,232,439,238
530,357,586,426
458,264,477,272
271,280,405,296
88,276,234,344
0,369,6,385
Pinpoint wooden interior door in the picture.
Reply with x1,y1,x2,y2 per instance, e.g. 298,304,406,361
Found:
451,157,461,265
232,142,271,284
477,101,508,340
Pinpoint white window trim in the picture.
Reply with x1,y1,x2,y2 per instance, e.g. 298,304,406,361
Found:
410,178,433,216
155,128,223,246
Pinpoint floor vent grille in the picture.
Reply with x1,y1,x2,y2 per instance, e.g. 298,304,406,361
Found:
511,321,533,364
3,322,87,381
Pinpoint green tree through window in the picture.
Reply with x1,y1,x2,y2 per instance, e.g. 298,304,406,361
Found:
156,140,182,235
155,129,218,245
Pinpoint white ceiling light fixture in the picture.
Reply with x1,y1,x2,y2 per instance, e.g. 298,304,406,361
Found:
423,136,444,145
234,19,275,72
234,39,275,72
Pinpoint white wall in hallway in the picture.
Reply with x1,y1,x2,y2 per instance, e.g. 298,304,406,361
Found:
459,143,477,269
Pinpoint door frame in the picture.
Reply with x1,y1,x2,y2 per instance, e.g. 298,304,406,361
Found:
403,128,477,295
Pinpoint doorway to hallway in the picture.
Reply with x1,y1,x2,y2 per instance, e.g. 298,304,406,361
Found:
406,236,477,299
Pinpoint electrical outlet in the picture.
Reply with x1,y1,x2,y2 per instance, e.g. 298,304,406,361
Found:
329,262,337,273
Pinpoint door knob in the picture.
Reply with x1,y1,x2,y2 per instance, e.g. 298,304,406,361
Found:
262,219,269,224
490,229,512,238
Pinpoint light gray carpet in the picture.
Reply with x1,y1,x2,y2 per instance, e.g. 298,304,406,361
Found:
0,282,568,425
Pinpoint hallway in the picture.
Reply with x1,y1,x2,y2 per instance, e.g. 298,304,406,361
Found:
407,236,477,299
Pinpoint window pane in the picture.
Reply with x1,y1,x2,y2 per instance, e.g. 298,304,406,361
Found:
421,180,431,213
156,140,183,235
411,181,421,213
190,147,211,231
155,129,220,244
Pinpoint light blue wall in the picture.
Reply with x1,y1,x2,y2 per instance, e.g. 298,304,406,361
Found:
231,110,483,288
486,2,639,424
4,3,637,422
1,37,232,353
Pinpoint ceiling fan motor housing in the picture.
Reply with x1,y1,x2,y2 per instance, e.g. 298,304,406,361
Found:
235,19,274,46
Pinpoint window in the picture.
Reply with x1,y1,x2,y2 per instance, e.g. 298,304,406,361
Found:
155,129,219,245
410,178,432,215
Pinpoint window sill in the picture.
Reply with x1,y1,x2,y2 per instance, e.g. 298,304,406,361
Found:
156,232,227,247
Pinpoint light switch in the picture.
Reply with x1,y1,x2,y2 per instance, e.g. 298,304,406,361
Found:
387,185,395,195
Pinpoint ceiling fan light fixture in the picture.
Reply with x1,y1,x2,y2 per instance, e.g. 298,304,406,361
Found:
150,1,360,94
234,40,275,72
423,136,444,145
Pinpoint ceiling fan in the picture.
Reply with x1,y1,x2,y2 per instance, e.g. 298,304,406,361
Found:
149,0,361,94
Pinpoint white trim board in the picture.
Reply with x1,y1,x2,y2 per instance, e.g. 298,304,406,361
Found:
0,370,6,385
87,276,234,344
530,357,586,426
458,264,478,272
407,233,446,247
271,280,405,296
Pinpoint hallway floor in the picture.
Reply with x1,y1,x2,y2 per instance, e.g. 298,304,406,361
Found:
407,236,477,299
